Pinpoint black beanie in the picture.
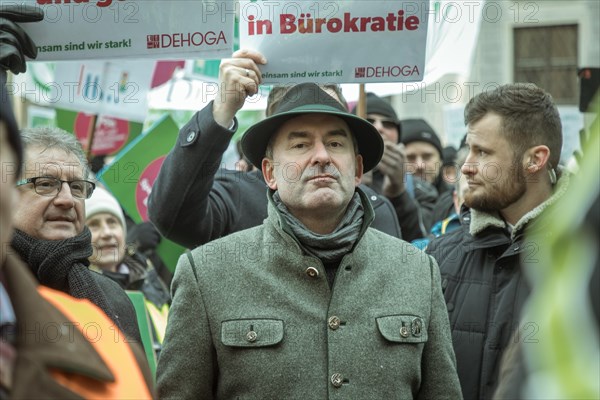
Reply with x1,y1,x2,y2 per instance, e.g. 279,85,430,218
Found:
400,118,443,158
0,71,23,174
442,146,458,167
351,92,400,141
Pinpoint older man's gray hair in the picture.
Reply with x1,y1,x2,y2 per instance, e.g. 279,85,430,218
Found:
20,127,91,178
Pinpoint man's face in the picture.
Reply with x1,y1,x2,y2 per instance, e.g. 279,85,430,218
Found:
87,212,125,272
14,146,86,240
405,141,442,184
262,114,363,226
367,113,398,144
0,124,19,264
461,113,526,212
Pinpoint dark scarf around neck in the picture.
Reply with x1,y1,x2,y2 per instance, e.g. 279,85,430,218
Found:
272,191,365,264
10,227,123,333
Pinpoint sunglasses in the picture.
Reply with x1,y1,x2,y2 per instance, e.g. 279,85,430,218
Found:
366,117,397,130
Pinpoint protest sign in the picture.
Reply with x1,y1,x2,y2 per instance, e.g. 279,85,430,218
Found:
148,75,270,112
49,60,153,121
1,0,235,61
239,0,429,84
99,115,186,272
339,0,484,101
56,108,144,156
27,105,56,127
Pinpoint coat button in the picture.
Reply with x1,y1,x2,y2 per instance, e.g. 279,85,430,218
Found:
246,331,257,342
186,131,197,143
370,195,377,201
305,267,319,278
328,316,341,330
330,373,343,388
400,325,410,338
411,318,423,337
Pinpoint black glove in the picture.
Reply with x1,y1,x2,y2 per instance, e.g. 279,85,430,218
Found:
0,5,44,74
127,221,162,253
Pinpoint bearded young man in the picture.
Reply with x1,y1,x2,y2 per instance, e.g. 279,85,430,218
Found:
426,83,568,400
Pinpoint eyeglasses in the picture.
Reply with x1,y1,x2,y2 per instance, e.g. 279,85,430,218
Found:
16,176,96,199
366,117,397,130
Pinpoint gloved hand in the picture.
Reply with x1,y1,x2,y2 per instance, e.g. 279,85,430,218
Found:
0,5,44,74
127,221,162,253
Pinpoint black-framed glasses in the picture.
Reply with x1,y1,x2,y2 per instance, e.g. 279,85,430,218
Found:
16,177,96,199
366,117,398,130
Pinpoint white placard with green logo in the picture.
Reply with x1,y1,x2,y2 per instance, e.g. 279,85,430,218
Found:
2,0,235,60
239,0,429,84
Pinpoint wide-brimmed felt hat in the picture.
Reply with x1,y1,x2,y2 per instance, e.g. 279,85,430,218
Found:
241,83,383,172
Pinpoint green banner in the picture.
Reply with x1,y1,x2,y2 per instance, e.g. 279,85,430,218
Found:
126,291,157,378
98,115,186,272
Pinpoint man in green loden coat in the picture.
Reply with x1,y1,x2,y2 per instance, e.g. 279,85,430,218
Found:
157,49,462,399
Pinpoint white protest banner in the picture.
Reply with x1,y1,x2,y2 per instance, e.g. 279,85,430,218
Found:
239,0,429,84
340,0,484,101
50,60,154,122
148,74,270,112
0,0,235,61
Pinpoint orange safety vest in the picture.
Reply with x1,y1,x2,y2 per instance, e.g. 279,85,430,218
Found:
38,286,152,400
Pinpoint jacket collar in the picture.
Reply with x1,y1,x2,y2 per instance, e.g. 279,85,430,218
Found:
469,172,570,240
3,252,114,383
90,254,148,290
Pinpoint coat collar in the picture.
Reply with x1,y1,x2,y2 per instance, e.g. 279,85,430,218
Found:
90,253,148,290
3,252,114,383
469,172,570,240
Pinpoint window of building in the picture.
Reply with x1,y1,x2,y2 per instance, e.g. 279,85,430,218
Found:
514,24,579,104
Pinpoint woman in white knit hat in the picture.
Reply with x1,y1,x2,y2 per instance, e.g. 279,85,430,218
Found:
86,186,129,273
85,186,171,356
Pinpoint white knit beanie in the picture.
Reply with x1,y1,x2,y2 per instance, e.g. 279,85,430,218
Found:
85,186,127,236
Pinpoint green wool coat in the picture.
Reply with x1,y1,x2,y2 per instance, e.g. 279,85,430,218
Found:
157,190,462,399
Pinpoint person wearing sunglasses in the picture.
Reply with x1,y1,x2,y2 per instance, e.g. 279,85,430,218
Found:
352,93,439,241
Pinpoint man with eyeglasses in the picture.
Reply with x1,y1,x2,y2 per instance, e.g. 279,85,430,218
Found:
16,177,95,206
10,127,142,343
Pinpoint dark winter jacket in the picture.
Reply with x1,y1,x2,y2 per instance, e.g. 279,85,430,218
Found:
426,175,569,400
98,253,170,309
91,252,171,355
148,102,402,249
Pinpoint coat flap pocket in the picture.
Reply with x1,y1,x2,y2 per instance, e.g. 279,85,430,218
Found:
221,319,284,348
376,314,428,344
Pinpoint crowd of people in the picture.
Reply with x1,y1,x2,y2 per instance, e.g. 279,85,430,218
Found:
1,5,598,400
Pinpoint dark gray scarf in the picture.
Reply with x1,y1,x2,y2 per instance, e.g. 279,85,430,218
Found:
272,191,364,263
10,227,123,333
